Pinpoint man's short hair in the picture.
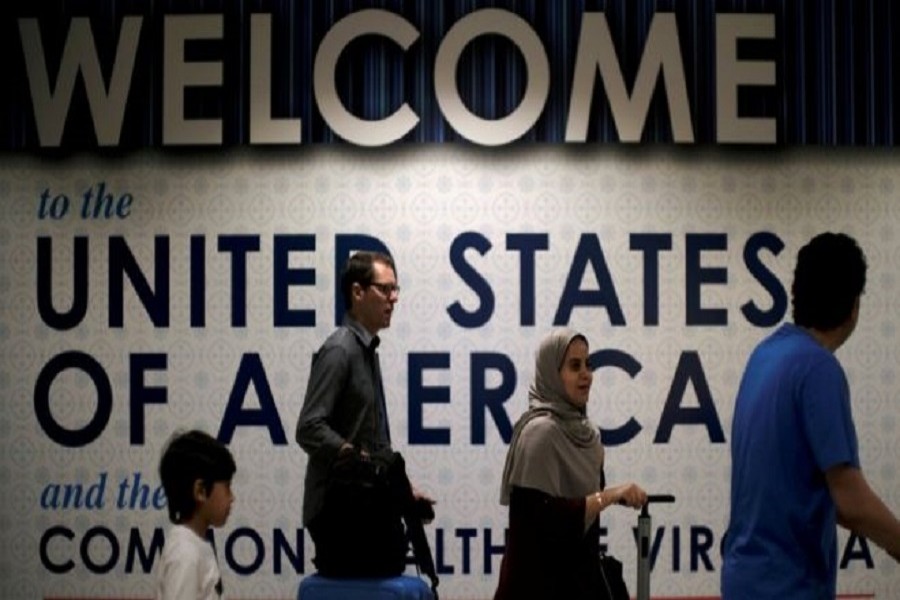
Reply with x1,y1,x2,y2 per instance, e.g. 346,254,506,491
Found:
159,430,236,523
340,251,396,308
791,232,867,330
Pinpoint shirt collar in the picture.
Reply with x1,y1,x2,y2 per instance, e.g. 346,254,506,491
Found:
343,314,379,351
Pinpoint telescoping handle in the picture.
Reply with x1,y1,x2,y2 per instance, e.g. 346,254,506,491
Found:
640,494,675,517
637,494,676,600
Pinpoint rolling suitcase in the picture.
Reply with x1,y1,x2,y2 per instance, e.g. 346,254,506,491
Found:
635,494,676,600
298,573,435,600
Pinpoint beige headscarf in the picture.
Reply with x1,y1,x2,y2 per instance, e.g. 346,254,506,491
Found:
499,328,604,505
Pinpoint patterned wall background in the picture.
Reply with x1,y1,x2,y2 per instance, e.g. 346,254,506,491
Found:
1,147,898,599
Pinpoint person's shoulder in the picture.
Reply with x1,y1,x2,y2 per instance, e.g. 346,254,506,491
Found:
163,525,204,559
788,325,839,361
514,414,570,460
519,413,562,441
321,324,350,343
764,324,833,359
319,326,360,353
337,323,367,344
767,325,845,380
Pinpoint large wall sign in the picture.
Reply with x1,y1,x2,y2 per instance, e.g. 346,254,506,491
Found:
2,2,899,600
4,149,899,600
3,1,900,149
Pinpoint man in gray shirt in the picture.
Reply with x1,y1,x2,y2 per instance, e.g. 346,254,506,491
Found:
297,251,427,576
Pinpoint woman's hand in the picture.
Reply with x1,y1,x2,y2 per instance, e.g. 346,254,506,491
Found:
585,482,647,522
603,482,648,509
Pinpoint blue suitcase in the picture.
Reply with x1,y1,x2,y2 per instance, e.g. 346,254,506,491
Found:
298,573,435,600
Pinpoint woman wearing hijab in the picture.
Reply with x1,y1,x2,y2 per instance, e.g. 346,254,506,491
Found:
494,328,647,600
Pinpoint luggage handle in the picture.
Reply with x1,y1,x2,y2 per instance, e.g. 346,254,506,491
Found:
636,494,675,600
640,493,675,517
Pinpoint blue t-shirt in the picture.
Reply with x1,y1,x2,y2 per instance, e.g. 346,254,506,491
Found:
722,324,859,600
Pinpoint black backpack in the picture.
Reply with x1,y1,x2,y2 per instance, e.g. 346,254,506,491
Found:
321,449,440,598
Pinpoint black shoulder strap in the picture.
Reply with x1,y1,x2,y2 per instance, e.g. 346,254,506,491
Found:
404,507,439,598
383,452,440,599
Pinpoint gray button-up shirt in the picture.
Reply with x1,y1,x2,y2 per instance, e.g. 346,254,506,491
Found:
296,315,391,525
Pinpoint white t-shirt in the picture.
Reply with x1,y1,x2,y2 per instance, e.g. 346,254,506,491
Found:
156,524,224,600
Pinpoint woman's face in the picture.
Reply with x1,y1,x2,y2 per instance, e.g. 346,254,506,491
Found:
559,338,592,408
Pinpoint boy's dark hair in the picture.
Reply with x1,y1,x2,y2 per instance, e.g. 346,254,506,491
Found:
159,430,236,523
791,232,867,330
340,251,396,308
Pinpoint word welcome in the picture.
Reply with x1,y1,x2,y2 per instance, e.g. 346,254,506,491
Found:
17,10,775,147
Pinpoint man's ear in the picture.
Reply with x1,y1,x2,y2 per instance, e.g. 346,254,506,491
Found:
351,281,365,304
192,479,207,503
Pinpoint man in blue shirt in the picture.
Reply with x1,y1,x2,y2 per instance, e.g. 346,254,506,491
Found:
722,233,900,599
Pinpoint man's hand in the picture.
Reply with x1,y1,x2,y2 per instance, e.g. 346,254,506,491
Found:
412,486,436,524
338,443,370,460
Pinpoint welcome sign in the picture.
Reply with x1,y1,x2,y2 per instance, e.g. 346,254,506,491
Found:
4,1,899,148
2,2,899,600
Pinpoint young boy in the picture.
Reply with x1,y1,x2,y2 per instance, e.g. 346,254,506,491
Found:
156,430,236,600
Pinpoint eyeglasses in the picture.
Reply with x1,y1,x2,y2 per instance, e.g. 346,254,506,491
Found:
367,282,401,296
